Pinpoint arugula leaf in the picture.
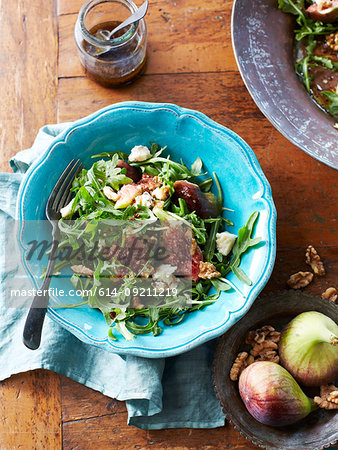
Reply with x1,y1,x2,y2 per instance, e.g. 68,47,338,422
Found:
198,177,213,192
204,220,221,262
225,211,262,284
296,56,312,92
296,21,337,41
278,0,304,16
321,91,338,116
104,155,133,190
210,278,231,294
190,157,203,176
213,171,223,211
312,56,338,71
231,266,253,286
91,150,129,160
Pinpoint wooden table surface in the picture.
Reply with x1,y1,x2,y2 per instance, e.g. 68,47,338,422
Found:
0,0,336,448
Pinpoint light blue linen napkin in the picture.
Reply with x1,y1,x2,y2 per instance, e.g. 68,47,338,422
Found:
0,124,225,430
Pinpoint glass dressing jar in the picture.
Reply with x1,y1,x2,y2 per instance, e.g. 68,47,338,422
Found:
74,0,147,87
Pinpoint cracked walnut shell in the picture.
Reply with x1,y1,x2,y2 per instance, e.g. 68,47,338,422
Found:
306,245,325,276
287,271,313,289
322,287,337,303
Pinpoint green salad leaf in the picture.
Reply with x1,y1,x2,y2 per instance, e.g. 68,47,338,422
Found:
278,0,338,119
321,91,338,115
51,145,263,339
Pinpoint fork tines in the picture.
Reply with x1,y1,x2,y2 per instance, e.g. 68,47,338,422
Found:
47,159,83,217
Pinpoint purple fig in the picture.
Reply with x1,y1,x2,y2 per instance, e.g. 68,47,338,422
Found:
173,180,220,219
306,2,338,23
279,311,338,387
117,160,142,182
239,361,317,427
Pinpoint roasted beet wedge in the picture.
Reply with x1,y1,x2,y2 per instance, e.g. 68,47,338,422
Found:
173,180,220,219
116,160,142,182
306,1,338,22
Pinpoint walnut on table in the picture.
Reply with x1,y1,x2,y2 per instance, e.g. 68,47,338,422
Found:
305,245,325,276
322,287,337,303
198,261,220,279
314,385,338,410
287,271,313,289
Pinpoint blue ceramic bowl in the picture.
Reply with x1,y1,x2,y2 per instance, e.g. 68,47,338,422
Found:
17,102,276,358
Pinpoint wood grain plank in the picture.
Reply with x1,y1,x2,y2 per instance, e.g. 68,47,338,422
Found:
0,0,58,172
57,74,338,249
0,371,61,450
61,376,259,448
0,0,61,448
58,0,136,14
57,0,235,78
62,411,256,449
61,376,126,422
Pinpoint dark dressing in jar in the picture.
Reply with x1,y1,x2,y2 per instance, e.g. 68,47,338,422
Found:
75,0,147,87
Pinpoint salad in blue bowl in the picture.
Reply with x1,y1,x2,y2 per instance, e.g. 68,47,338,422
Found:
17,101,276,358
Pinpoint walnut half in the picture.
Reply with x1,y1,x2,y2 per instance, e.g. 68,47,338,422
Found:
326,32,338,52
198,261,220,279
305,245,325,276
287,271,313,289
230,352,248,381
322,287,337,303
314,385,338,410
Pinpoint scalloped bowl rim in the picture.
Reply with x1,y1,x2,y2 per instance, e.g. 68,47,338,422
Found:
16,101,277,358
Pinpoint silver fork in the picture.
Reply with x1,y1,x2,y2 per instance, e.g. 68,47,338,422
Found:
23,159,83,350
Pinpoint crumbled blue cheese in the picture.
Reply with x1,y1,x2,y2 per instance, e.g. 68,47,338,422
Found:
60,198,75,218
128,145,151,162
71,265,94,277
134,191,154,208
152,264,178,289
216,231,237,256
152,185,170,201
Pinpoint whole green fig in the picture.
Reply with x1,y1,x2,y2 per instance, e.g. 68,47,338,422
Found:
279,311,338,387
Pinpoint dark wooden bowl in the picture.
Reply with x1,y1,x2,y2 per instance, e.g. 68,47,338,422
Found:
231,0,338,170
213,291,338,449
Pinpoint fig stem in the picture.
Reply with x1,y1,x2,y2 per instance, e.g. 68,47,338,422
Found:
330,334,338,345
314,326,338,345
309,398,318,412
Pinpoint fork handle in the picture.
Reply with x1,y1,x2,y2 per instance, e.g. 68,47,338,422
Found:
23,228,59,350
